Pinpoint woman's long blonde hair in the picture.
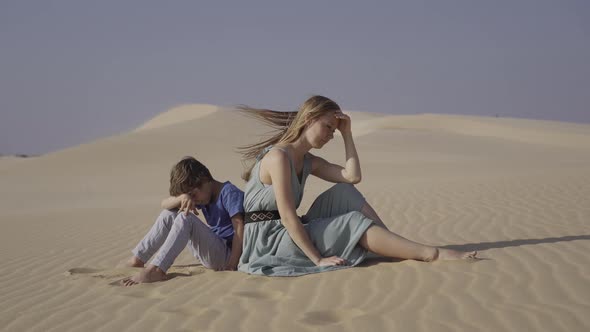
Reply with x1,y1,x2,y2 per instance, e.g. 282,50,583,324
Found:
237,95,341,181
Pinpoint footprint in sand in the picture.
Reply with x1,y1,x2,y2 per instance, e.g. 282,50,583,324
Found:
108,267,206,287
65,267,136,280
245,275,270,281
169,265,207,277
65,268,102,275
299,308,366,326
66,265,206,286
160,307,221,318
117,289,166,300
233,289,286,301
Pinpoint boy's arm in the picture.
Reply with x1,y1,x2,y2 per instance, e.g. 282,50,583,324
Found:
225,213,244,271
161,194,198,215
161,196,182,210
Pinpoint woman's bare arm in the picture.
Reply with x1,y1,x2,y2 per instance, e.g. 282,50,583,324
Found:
263,149,324,264
310,131,361,184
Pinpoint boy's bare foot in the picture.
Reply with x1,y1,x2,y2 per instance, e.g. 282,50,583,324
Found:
435,248,478,261
121,265,168,286
125,256,145,268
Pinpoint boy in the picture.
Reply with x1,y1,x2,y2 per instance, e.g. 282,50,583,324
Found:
122,157,244,286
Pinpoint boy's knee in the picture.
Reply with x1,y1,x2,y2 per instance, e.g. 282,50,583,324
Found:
159,209,178,219
157,209,178,228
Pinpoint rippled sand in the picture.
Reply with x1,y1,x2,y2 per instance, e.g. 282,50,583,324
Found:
1,106,589,331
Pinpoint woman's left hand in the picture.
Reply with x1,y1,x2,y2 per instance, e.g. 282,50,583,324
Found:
335,111,352,135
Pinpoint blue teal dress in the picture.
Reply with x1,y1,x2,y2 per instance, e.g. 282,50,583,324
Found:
238,145,375,276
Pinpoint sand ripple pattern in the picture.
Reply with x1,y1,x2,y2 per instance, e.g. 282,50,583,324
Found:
1,111,589,331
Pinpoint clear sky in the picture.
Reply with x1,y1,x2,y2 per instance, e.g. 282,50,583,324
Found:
1,0,589,155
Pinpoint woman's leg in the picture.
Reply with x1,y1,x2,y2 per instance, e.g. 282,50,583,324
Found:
358,225,477,261
360,201,389,230
306,183,387,230
127,209,178,267
306,184,476,261
304,183,366,221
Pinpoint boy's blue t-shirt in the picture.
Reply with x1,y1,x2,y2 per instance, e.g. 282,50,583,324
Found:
196,181,244,242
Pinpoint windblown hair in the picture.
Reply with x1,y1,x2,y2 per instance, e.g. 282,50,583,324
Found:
169,156,213,196
237,95,341,181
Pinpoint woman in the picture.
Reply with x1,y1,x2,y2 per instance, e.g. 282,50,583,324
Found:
237,96,476,276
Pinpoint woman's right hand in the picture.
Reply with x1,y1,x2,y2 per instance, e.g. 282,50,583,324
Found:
316,256,347,267
334,111,352,135
179,193,198,216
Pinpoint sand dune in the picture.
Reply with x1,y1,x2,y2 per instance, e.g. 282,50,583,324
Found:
134,104,220,132
353,113,590,149
1,106,589,331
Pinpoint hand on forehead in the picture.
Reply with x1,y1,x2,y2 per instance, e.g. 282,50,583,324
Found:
314,110,342,126
333,110,345,122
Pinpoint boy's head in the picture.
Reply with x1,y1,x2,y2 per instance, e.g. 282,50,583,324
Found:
169,157,214,205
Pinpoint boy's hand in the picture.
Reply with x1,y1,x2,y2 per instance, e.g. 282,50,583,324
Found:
179,193,199,216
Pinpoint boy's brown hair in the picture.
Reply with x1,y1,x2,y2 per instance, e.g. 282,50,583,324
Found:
169,156,213,196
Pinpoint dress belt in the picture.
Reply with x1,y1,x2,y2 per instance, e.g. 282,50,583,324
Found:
244,210,281,223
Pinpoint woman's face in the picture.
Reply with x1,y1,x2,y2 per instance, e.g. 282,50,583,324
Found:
305,111,339,149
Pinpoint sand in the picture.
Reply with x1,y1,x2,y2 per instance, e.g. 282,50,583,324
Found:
1,105,589,331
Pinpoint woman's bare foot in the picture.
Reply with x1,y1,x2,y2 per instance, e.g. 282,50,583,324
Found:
121,265,168,286
125,256,145,268
435,248,478,261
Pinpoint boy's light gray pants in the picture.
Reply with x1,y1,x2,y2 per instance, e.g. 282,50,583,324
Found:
132,210,231,272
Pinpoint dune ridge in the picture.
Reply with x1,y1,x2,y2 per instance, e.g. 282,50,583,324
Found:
134,104,220,132
352,113,590,149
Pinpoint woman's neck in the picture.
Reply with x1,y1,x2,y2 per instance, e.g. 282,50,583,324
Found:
285,137,312,160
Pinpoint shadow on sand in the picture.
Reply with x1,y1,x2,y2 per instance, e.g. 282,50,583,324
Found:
439,234,590,252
